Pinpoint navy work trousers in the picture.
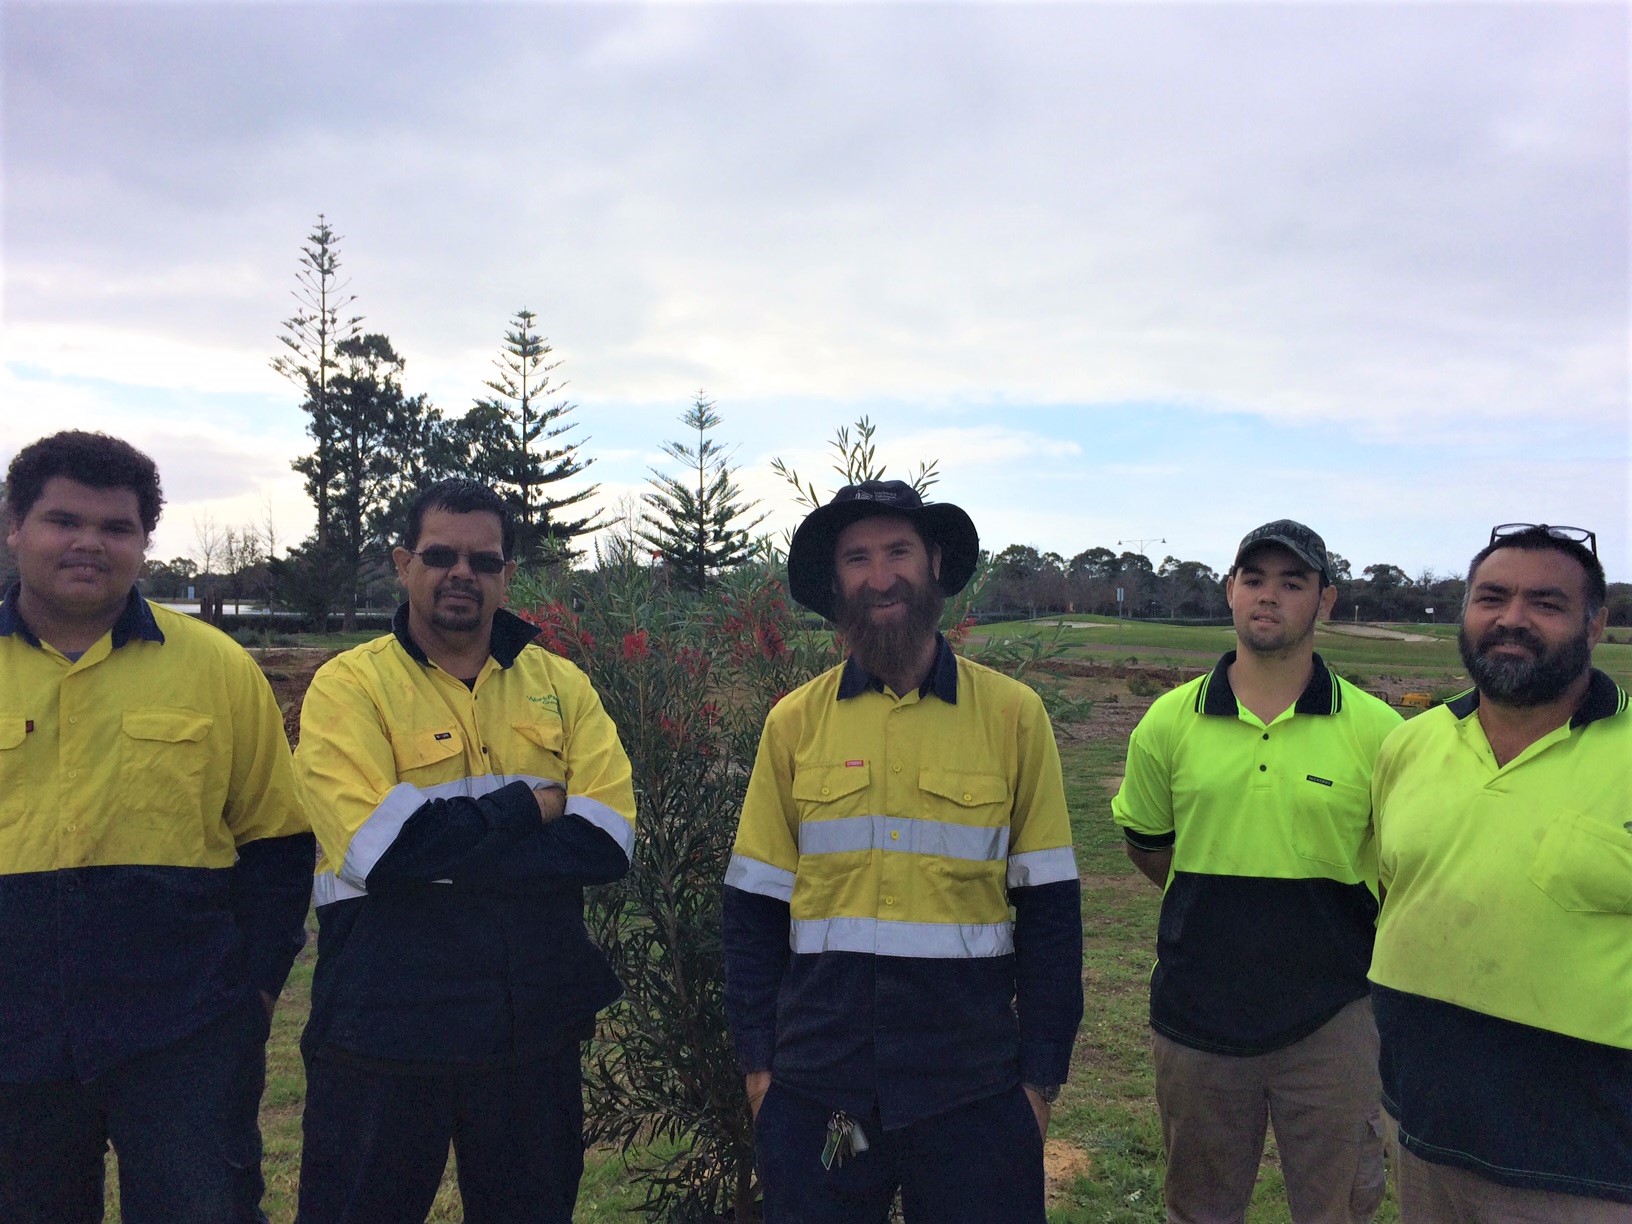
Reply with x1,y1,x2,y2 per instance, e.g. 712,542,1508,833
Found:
754,1081,1046,1224
0,996,271,1224
297,1041,585,1224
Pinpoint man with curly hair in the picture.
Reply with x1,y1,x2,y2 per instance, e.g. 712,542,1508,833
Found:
0,431,314,1224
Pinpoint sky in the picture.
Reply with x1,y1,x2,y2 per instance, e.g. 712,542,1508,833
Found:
4,1,1629,582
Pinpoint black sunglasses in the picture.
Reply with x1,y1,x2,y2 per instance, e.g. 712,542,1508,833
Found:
409,546,508,575
1488,523,1597,557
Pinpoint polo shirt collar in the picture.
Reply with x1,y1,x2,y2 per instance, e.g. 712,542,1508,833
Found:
392,603,540,670
1197,650,1339,717
1444,668,1628,731
0,583,163,650
838,632,959,703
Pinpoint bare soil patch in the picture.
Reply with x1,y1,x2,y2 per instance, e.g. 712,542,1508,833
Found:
1044,1139,1093,1202
249,647,342,746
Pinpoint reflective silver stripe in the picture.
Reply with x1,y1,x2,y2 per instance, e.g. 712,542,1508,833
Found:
725,853,797,902
313,870,366,906
790,916,1013,958
341,774,562,887
1006,847,1079,887
566,794,636,861
798,815,1009,862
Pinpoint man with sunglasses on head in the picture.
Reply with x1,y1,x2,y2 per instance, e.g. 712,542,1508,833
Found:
293,479,637,1224
1370,524,1630,1221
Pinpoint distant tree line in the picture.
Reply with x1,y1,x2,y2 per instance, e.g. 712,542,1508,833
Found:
970,547,1632,628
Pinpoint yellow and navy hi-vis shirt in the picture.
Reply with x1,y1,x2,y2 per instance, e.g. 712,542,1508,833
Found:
722,637,1083,1130
294,605,636,1065
1113,651,1402,1055
1369,670,1632,1203
0,585,313,1082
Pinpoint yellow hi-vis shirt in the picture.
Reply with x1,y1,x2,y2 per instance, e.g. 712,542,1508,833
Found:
297,613,636,898
1,600,306,874
293,607,636,1064
0,590,310,1082
1372,671,1632,1048
728,655,1077,953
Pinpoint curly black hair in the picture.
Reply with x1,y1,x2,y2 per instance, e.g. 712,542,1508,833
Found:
4,431,165,534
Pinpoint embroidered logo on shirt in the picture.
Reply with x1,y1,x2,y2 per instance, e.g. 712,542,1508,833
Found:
527,693,562,715
434,732,452,741
845,759,865,767
1306,775,1333,787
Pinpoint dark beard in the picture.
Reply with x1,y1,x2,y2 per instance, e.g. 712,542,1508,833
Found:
1458,623,1592,707
429,584,485,634
835,577,946,687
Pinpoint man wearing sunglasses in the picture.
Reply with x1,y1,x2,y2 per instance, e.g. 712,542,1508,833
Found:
293,479,637,1223
1370,524,1629,1220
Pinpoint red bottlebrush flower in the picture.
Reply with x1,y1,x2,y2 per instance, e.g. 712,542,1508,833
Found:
622,629,650,661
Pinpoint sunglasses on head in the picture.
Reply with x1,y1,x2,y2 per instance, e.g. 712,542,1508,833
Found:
409,546,508,575
1488,523,1597,557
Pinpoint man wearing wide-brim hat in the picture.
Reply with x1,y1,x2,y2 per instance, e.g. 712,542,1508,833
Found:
723,480,1084,1224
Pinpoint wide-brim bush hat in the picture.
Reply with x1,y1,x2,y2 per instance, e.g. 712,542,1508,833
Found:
787,479,980,621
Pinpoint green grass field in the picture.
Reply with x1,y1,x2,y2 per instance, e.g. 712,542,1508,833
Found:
978,613,1632,689
103,613,1624,1220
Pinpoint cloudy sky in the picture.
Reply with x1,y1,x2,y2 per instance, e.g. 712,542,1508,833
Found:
4,1,1628,582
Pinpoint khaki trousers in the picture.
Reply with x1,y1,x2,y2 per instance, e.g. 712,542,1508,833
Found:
1387,1115,1632,1224
1152,997,1384,1224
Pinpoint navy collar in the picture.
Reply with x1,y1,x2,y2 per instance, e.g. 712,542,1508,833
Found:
1196,650,1340,717
838,633,959,703
0,583,164,650
1444,668,1627,731
391,603,539,670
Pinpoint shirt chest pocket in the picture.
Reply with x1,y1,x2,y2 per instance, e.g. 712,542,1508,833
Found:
1290,777,1373,874
390,727,464,784
917,769,1010,827
1528,811,1632,914
0,715,32,828
513,721,567,785
120,708,214,825
792,763,873,823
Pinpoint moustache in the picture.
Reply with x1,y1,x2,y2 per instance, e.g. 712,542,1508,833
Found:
1476,626,1546,654
856,581,913,608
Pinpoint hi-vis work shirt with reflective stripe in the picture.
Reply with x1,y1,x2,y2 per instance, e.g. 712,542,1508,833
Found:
0,588,313,1082
1369,670,1632,1203
294,606,636,1064
724,641,1082,1128
1113,653,1402,1055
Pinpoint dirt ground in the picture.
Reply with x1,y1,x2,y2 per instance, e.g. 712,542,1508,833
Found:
249,648,342,746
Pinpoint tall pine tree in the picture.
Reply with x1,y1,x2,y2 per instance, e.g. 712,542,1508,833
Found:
272,215,362,561
461,309,598,561
639,392,765,591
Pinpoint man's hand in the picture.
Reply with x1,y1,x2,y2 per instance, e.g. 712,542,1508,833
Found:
533,784,566,825
745,1070,772,1121
1023,1085,1051,1141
